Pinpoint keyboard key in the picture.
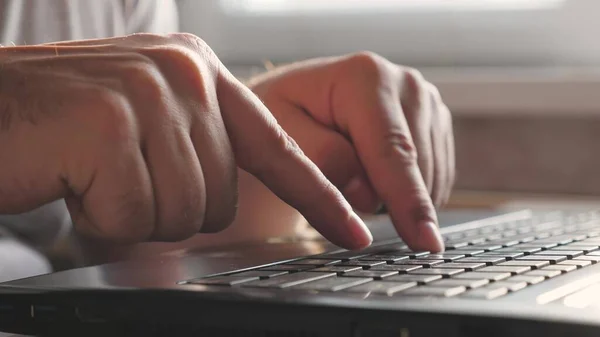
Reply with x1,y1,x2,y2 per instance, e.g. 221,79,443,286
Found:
309,266,363,273
445,242,470,249
401,286,466,298
523,270,561,279
370,264,423,273
383,274,443,284
585,251,600,256
478,266,531,275
445,249,485,256
416,254,465,261
508,275,545,285
336,260,387,268
341,270,399,279
559,260,592,268
286,259,340,266
574,256,600,263
360,255,410,263
517,243,558,249
457,257,506,265
495,247,542,254
477,252,524,259
317,251,370,261
498,260,549,269
393,260,444,268
487,281,528,292
188,276,260,286
293,277,372,292
467,244,503,251
227,270,288,279
436,262,486,271
384,250,430,258
542,265,577,273
429,279,489,289
515,255,567,264
558,245,598,253
462,287,508,300
260,265,316,272
242,272,336,288
409,268,464,278
453,272,511,282
344,281,417,295
538,250,584,258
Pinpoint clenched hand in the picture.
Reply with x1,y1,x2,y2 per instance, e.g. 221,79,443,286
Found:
0,34,372,249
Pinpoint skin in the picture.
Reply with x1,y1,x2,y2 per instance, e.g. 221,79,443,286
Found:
0,33,454,262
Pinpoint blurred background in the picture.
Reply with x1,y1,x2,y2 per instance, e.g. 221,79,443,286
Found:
178,0,600,203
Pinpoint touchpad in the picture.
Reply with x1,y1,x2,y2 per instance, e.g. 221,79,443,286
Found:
537,273,600,309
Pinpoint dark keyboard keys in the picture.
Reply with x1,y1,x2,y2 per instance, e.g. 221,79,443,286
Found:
436,262,486,271
542,265,577,274
341,270,398,279
462,287,508,300
188,276,260,286
260,265,316,272
242,272,335,288
559,260,592,268
498,260,550,269
508,275,545,285
478,266,531,275
409,268,464,278
383,274,443,284
487,281,528,292
515,255,567,264
453,272,511,282
308,266,363,273
429,278,489,289
457,257,506,265
402,286,466,298
523,269,561,279
344,281,417,295
286,259,340,266
370,264,423,273
293,277,372,292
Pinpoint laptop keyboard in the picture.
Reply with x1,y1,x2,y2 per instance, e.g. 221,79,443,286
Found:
182,211,600,300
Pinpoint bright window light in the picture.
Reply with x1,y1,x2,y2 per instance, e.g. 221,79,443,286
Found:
222,0,565,14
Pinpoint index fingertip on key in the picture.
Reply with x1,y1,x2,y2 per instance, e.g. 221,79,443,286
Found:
348,212,373,249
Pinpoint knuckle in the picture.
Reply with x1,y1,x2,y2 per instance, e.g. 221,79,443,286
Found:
343,51,387,79
89,87,136,144
169,33,216,58
381,131,418,165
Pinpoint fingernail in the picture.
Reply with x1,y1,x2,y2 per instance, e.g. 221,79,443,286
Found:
418,221,445,253
348,212,373,249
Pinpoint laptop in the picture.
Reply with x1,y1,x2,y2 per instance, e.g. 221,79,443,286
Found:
1,209,600,336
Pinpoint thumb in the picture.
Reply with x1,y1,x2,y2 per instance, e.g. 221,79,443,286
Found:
271,99,381,214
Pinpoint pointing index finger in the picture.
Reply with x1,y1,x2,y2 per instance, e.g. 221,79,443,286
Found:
217,70,373,250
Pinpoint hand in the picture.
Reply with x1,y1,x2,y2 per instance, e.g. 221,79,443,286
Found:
0,34,373,250
248,52,455,252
